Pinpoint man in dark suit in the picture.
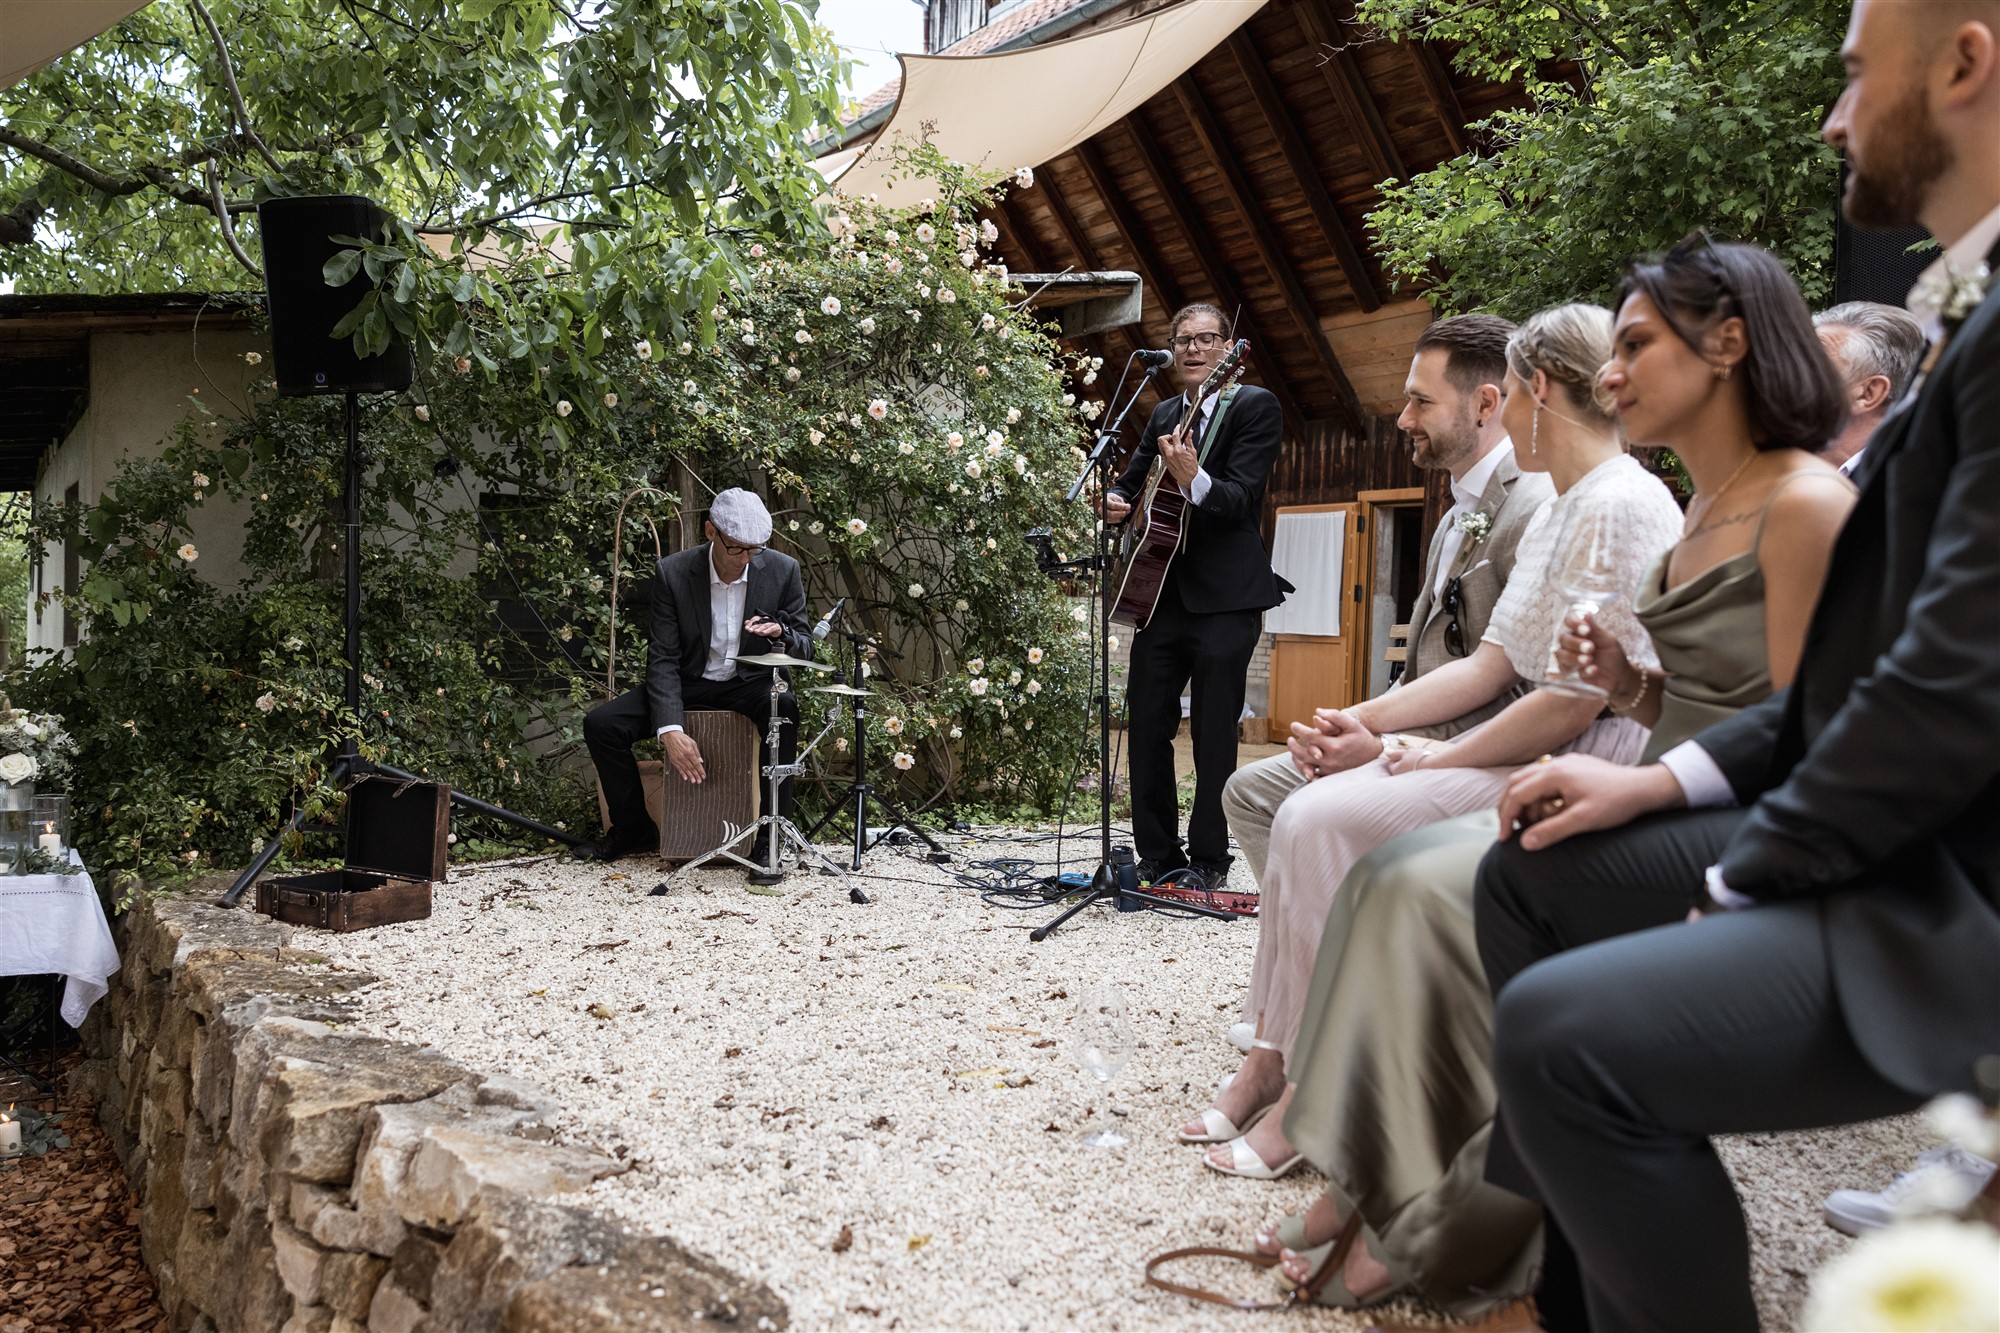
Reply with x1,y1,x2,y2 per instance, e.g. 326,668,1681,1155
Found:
1100,302,1286,889
1470,3,2000,1327
578,488,812,863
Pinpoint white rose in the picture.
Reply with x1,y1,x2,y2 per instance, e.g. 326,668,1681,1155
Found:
795,329,813,344
821,296,842,316
1014,166,1034,188
954,599,969,612
965,460,982,479
967,657,985,674
884,229,900,244
986,430,1004,447
981,313,997,331
637,339,653,360
907,583,925,598
892,751,915,771
884,257,904,275
178,543,199,562
1026,679,1041,695
884,716,905,735
846,518,868,536
898,442,914,455
858,317,876,335
809,429,825,445
602,392,618,407
968,677,989,696
1027,647,1043,663
556,399,573,417
946,431,964,450
255,692,277,713
868,399,889,420
938,288,956,304
786,367,802,382
0,753,37,786
915,223,936,244
949,726,964,739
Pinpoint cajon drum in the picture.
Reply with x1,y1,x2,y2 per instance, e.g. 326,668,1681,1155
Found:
595,709,761,862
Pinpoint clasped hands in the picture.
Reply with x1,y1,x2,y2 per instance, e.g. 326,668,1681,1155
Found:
663,616,786,785
1287,708,1384,781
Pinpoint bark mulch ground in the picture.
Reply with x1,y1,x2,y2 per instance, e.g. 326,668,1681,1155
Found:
1,1052,166,1333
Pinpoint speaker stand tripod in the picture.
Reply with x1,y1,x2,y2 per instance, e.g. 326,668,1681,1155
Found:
804,618,950,871
218,391,579,909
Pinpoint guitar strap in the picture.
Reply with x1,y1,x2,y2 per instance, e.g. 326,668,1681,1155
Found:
1195,385,1239,468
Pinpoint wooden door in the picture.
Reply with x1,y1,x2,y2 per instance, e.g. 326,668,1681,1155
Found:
1265,502,1360,740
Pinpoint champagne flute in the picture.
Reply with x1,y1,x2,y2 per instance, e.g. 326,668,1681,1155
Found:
1071,981,1135,1149
1543,510,1620,699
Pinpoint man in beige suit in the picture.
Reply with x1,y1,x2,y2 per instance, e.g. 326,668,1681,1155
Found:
1222,315,1553,888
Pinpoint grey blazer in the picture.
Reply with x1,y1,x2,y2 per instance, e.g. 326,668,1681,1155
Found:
644,545,811,731
1398,449,1554,739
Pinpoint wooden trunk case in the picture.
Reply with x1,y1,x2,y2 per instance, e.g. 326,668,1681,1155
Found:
256,775,448,932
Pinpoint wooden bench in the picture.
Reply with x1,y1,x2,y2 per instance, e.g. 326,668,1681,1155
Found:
1386,622,1411,683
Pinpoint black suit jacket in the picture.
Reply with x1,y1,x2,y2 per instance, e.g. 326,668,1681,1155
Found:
1692,238,2000,1096
645,544,811,731
1110,383,1286,615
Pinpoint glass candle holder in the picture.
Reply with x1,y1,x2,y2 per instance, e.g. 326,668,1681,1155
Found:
31,794,68,860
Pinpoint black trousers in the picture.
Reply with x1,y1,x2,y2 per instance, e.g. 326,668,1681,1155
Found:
582,674,799,837
1474,812,1923,1333
1124,579,1262,866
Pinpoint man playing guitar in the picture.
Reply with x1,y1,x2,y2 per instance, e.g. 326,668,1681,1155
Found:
1099,302,1288,889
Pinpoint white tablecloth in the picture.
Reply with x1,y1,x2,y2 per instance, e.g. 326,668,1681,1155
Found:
0,855,119,1027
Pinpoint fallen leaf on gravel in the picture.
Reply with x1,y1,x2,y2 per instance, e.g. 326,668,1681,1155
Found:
848,1304,881,1316
1031,1039,1056,1049
951,1066,1005,1079
1044,1122,1063,1132
985,1025,1040,1034
529,988,547,996
867,1115,892,1130
606,874,629,882
1000,1073,1033,1088
584,940,629,951
831,1224,853,1253
587,1003,615,1020
724,1047,743,1057
907,1234,931,1251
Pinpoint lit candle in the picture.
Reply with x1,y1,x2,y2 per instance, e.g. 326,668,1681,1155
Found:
0,1110,20,1157
36,832,59,852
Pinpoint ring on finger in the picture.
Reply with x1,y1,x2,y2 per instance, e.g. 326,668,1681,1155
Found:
1550,797,1566,810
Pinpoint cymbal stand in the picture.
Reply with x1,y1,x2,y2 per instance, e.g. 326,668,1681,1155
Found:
663,669,852,897
804,615,951,872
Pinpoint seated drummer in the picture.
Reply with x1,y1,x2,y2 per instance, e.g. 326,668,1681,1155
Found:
578,488,813,863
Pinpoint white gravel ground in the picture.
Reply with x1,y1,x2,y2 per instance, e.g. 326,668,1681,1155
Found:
309,829,1935,1331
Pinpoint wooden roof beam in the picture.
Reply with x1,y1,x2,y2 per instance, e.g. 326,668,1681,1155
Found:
1408,42,1470,157
1169,76,1366,437
992,193,1145,415
1034,174,1163,412
1289,1,1407,182
1122,114,1310,441
1226,28,1382,314
1069,139,1184,328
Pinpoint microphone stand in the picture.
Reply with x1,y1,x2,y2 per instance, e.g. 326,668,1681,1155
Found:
1033,359,1235,942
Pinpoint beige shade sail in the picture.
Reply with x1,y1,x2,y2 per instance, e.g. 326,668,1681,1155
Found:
827,0,1261,208
2,0,157,89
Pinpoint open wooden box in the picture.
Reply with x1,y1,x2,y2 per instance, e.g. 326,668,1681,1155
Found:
255,774,449,932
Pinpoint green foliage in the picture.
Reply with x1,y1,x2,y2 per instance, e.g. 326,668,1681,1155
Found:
17,150,1102,896
1360,0,1848,318
0,0,847,414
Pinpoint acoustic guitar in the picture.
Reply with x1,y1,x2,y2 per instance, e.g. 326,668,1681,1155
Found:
1107,338,1249,629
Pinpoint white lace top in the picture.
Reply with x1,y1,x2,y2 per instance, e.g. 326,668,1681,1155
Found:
1483,453,1685,681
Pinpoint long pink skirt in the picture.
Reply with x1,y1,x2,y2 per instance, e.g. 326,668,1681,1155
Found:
1246,716,1648,1065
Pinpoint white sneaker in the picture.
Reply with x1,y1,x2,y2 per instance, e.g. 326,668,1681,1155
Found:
1823,1145,1997,1236
1228,1021,1255,1053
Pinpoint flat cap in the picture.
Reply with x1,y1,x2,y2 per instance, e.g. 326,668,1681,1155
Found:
708,488,773,545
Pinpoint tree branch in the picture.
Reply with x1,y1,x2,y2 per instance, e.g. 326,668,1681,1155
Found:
205,163,263,278
0,123,259,227
185,0,286,174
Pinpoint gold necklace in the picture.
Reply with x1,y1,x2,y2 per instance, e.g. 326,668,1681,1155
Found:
1685,450,1757,538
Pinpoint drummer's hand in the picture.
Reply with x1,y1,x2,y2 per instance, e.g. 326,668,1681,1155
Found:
1096,492,1132,524
743,616,783,638
664,731,706,784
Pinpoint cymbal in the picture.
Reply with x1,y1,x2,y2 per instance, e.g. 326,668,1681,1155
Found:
736,651,834,671
811,684,873,697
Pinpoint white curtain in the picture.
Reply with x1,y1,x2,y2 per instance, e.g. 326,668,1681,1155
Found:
1265,510,1345,637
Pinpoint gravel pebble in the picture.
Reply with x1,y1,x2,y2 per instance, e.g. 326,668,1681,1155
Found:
310,831,1935,1330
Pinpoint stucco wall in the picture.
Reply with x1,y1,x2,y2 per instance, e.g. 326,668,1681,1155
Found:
30,326,270,660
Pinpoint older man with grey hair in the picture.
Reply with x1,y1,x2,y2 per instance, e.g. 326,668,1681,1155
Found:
578,488,812,864
1814,300,1927,473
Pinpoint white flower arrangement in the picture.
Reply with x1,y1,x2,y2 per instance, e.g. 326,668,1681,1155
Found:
1802,1216,1999,1332
0,709,75,790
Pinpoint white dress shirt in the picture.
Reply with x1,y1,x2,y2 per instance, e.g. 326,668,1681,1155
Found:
1176,393,1218,506
1667,197,2000,906
1433,440,1513,598
658,548,748,739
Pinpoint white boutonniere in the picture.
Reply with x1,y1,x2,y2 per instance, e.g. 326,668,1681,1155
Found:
1454,511,1493,544
1912,260,1992,380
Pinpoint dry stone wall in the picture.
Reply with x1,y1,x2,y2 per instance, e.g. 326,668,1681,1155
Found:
78,896,785,1333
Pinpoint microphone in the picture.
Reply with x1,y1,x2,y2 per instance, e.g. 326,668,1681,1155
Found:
812,596,847,641
1135,348,1175,368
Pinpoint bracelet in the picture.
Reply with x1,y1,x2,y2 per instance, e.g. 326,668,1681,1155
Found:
1614,669,1653,716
